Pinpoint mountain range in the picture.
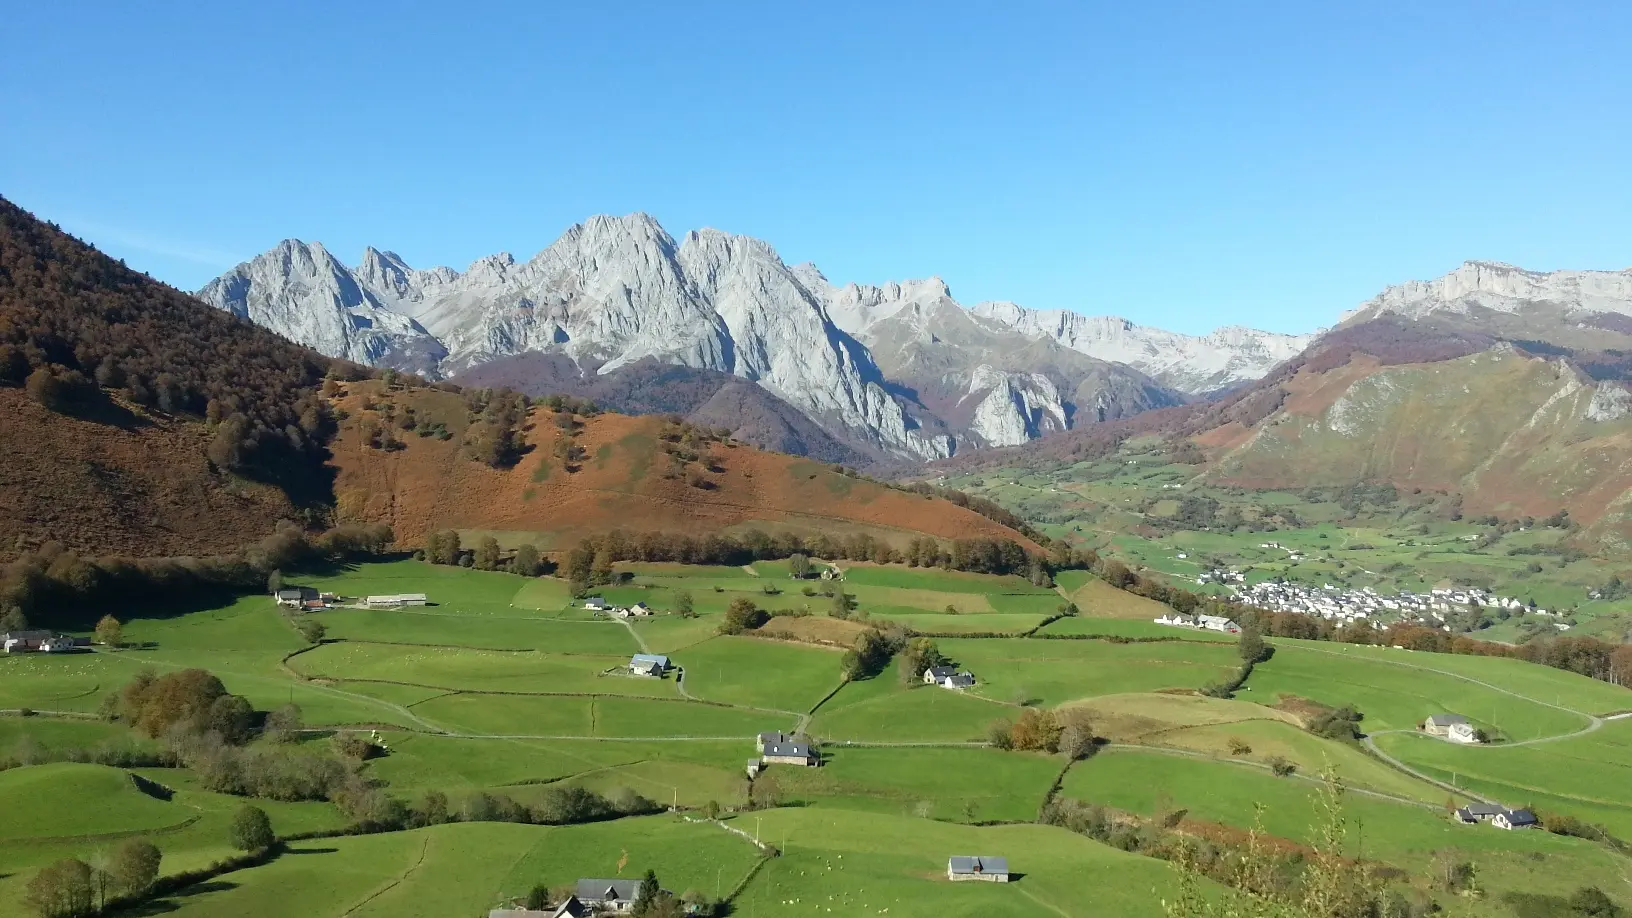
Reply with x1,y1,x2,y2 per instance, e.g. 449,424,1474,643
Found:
199,215,1306,460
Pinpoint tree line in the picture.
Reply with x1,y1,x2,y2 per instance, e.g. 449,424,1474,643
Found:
0,521,394,630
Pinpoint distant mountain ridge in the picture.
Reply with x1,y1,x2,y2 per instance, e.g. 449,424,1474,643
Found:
199,215,1300,459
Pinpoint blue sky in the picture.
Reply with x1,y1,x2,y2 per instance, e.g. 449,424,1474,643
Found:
3,1,1628,335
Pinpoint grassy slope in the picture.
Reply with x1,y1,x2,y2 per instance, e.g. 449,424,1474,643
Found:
1063,750,1628,906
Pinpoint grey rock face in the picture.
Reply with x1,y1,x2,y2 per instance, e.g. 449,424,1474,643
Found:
199,215,1290,457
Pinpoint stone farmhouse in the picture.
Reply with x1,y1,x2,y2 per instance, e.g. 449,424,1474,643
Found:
947,856,1009,882
756,732,818,766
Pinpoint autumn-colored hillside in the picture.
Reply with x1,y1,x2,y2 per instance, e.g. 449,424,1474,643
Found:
1200,345,1632,546
0,196,347,560
328,382,1039,551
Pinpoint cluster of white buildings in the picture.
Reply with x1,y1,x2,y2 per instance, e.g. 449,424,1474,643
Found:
1153,612,1241,634
1227,580,1552,630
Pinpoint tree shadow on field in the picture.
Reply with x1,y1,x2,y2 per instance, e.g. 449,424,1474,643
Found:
128,880,240,914
285,846,339,855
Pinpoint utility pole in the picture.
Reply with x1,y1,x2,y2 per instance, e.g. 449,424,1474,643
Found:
755,816,762,845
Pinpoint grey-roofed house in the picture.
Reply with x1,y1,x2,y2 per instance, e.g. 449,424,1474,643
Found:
947,855,1010,882
757,731,790,752
628,653,670,677
923,665,957,685
1455,803,1504,823
1494,809,1539,830
576,879,641,912
762,741,818,766
942,671,976,690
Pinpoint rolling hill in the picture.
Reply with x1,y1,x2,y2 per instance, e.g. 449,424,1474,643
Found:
326,380,1041,551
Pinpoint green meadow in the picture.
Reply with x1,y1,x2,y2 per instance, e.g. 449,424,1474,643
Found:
1,558,1628,917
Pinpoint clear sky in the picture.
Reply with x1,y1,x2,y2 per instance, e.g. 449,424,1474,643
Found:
3,1,1628,335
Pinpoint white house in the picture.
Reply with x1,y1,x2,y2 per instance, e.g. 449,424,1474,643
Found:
628,653,670,677
1446,722,1482,744
1154,612,1197,628
1197,615,1241,634
40,636,76,653
1493,809,1539,830
941,672,976,690
582,597,610,611
924,665,957,685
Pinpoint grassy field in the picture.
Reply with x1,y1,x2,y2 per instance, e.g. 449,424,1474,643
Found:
316,609,639,655
1247,643,1593,741
775,746,1061,823
2,557,1627,917
676,636,846,712
1063,750,1629,906
732,808,1190,917
942,638,1241,706
1375,718,1632,836
810,678,1013,742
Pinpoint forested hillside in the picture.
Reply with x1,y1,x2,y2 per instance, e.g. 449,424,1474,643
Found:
0,196,357,558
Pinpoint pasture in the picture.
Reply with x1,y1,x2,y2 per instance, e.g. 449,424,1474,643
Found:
733,808,1187,917
2,557,1628,918
941,638,1240,706
1375,718,1632,837
1247,643,1593,741
1062,750,1629,905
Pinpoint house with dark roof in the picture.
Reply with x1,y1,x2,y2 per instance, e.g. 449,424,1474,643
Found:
947,856,1009,882
756,731,790,753
923,665,957,685
3,630,54,653
762,741,818,766
575,879,642,912
942,671,976,690
1494,809,1539,830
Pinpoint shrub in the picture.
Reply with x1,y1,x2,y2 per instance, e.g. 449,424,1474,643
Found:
230,806,275,852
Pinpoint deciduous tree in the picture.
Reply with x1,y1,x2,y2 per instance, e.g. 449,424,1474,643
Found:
230,805,275,852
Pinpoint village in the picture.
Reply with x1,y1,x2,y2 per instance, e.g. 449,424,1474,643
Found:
1198,574,1561,632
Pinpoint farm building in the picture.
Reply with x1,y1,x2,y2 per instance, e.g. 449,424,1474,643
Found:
941,671,976,690
3,630,54,653
274,587,316,607
39,635,76,653
1422,714,1481,743
947,856,1009,882
582,597,611,611
1493,809,1539,830
924,665,957,685
746,759,763,778
628,653,670,677
575,879,643,913
1197,614,1240,634
365,593,428,609
1455,803,1503,823
1153,612,1198,628
757,731,791,752
762,741,818,766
